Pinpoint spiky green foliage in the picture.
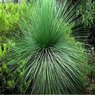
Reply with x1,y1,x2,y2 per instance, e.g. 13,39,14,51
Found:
7,0,87,94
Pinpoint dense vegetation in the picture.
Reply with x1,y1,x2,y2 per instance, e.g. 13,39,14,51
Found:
0,0,95,94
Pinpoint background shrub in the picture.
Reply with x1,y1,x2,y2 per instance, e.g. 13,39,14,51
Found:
0,2,29,94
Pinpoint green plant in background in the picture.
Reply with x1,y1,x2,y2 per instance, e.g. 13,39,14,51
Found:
0,1,30,40
0,39,15,94
74,0,95,52
0,59,27,94
0,2,19,33
0,2,20,60
0,43,7,58
7,0,88,94
75,0,95,93
0,62,15,94
76,0,95,54
0,2,29,94
0,2,29,58
76,0,95,27
0,40,14,58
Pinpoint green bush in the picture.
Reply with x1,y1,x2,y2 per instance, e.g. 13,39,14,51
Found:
0,2,29,58
0,2,19,57
0,2,29,94
76,0,95,27
0,2,29,41
7,0,88,94
0,3,19,33
74,0,95,50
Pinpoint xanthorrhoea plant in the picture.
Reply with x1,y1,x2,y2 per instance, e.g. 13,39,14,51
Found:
8,0,87,94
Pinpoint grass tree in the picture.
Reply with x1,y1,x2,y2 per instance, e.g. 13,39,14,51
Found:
7,0,88,94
